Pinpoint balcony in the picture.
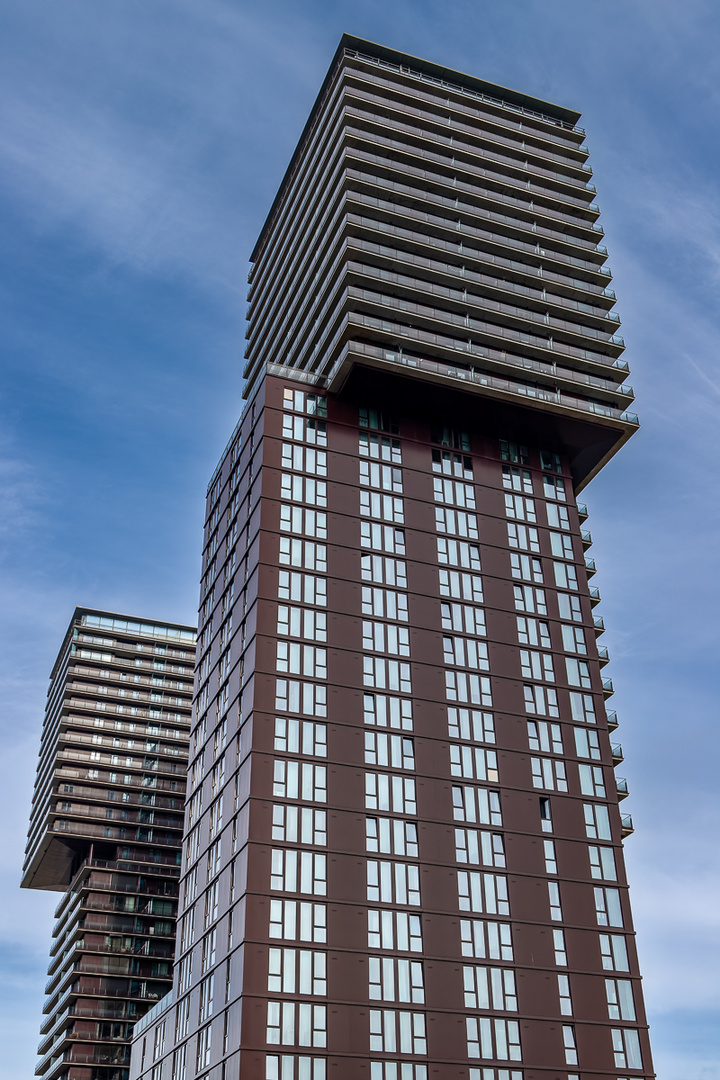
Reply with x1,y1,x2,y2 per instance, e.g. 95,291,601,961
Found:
597,645,610,667
581,530,593,550
606,710,618,730
589,586,601,607
584,557,597,577
602,677,614,697
577,502,589,521
611,742,624,764
616,776,629,800
621,814,634,837
593,615,605,635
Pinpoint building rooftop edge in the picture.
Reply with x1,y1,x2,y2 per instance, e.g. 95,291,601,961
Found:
250,32,582,263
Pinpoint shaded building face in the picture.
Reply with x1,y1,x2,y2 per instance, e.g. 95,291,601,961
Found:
130,35,653,1080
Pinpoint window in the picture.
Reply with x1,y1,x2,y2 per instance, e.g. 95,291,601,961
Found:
364,694,413,731
274,719,327,757
445,671,492,706
513,584,547,615
516,616,550,648
435,507,479,538
282,415,327,447
271,850,326,895
361,554,407,588
272,805,326,846
606,978,636,1020
437,538,482,569
277,607,327,642
283,388,327,416
543,839,557,874
171,1043,187,1080
463,966,517,1010
451,778,503,823
441,602,486,635
548,881,562,921
266,1055,326,1080
540,449,562,473
466,1017,521,1061
595,887,623,927
368,909,423,952
434,477,476,508
448,708,494,743
450,744,498,783
201,927,216,971
279,539,327,574
460,919,513,961
153,1020,166,1060
360,491,404,523
367,861,421,905
198,975,214,1022
531,757,568,792
521,650,554,681
444,636,490,671
433,447,472,477
369,957,424,1003
281,474,327,508
458,871,510,916
502,465,533,494
269,900,327,943
500,439,528,464
360,460,403,492
579,764,606,798
561,625,586,654
175,993,190,1039
277,642,327,679
570,692,595,724
196,1023,212,1070
565,658,592,689
434,426,470,451
268,948,326,996
266,1001,326,1047
369,1010,426,1055
546,503,570,530
553,561,578,590
275,680,327,717
523,684,559,717
540,796,553,832
600,933,629,971
575,727,601,760
439,569,483,601
507,522,540,552
363,621,411,656
364,657,412,694
361,522,406,555
371,1064,426,1080
558,593,582,622
612,1028,642,1070
557,974,572,1016
281,444,327,477
366,817,418,858
359,432,402,463
273,761,326,802
279,568,327,605
505,494,536,522
359,406,398,433
510,554,544,583
365,774,416,815
589,845,617,881
280,506,327,539
562,1025,577,1066
553,928,568,966
527,721,563,755
365,732,414,770
455,829,505,867
584,803,611,840
362,586,409,621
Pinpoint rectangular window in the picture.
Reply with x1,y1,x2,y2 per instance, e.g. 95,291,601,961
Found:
365,773,416,815
283,388,327,416
507,523,540,552
466,1017,521,1061
269,900,327,943
279,540,327,575
363,621,411,656
543,839,557,874
370,1064,426,1080
463,966,517,1010
439,569,483,602
196,1023,211,1070
448,708,495,743
453,785,502,826
275,680,327,718
272,805,326,846
595,887,623,927
520,650,554,681
364,657,412,694
366,817,419,858
368,909,423,953
548,881,562,921
505,493,536,522
276,642,327,679
278,568,327,605
562,1025,578,1066
600,933,629,970
579,764,606,798
369,1010,426,1055
502,465,533,494
575,727,601,759
367,861,421,906
282,414,327,447
360,460,403,492
444,636,490,671
584,803,612,840
266,1001,326,1047
566,657,592,689
543,473,566,499
612,1028,643,1070
281,443,327,477
277,607,327,642
606,978,636,1020
268,948,326,996
198,975,214,1023
455,829,505,867
553,928,568,966
360,491,405,523
530,757,568,792
570,692,596,724
557,973,572,1016
365,732,415,770
361,522,406,555
513,584,547,614
433,477,476,508
361,554,408,588
450,744,499,783
363,693,413,731
523,684,559,717
433,447,472,476
445,671,492,706
280,506,327,539
510,554,544,583
281,474,327,508
561,625,587,654
435,507,479,538
458,871,510,916
546,503,570,530
359,432,402,463
589,845,617,881
441,602,486,636
500,439,528,465
369,957,424,1003
460,919,513,961
362,586,409,621
437,538,482,570
516,616,551,648
274,719,327,757
266,1056,326,1080
553,561,578,590
270,850,326,895
527,721,563,755
558,592,582,622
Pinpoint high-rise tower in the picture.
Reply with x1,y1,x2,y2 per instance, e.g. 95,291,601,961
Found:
23,608,196,1080
130,36,653,1080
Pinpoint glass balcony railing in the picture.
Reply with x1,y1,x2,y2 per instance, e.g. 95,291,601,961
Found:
598,645,609,666
581,530,593,549
602,677,614,696
589,585,601,606
585,557,597,576
593,615,605,634
606,709,618,729
611,742,624,763
621,813,634,836
616,777,629,799
577,502,588,521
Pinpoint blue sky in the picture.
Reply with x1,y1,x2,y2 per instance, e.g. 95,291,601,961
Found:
1,2,719,1077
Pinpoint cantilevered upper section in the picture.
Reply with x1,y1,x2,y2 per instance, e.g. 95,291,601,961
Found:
243,34,636,490
22,608,196,892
